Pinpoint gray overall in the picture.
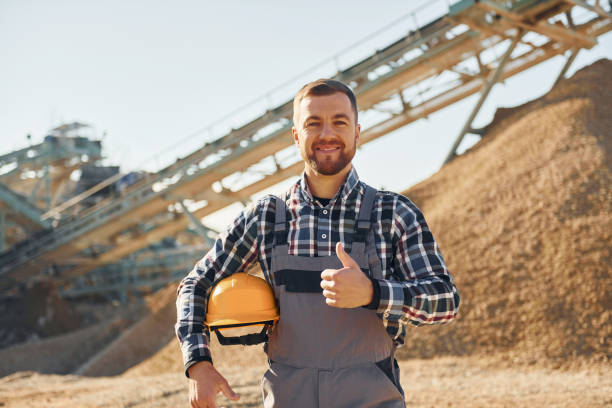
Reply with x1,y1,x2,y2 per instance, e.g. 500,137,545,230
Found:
262,185,406,408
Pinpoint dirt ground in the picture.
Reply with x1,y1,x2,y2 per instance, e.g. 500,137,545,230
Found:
1,353,610,407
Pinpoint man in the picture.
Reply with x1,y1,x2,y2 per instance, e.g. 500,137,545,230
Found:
176,79,460,408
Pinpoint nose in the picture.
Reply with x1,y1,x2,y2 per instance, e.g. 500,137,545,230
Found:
320,121,334,138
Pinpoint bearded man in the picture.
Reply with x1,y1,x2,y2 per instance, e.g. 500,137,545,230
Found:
176,79,460,408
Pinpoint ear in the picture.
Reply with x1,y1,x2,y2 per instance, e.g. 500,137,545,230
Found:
355,123,361,147
292,126,299,145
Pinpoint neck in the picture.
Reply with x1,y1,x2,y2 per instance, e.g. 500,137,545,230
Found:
304,164,352,199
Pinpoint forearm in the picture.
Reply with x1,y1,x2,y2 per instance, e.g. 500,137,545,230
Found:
378,195,461,335
372,273,460,326
174,201,260,376
175,273,214,376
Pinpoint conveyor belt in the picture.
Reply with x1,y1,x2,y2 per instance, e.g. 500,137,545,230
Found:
0,0,609,287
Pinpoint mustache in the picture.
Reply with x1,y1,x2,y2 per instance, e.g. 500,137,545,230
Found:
312,139,346,149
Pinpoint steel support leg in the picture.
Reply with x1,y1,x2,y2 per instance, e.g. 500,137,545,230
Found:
44,160,51,211
120,262,128,304
28,174,44,202
552,10,581,89
443,30,523,165
178,200,213,243
0,211,5,252
553,48,580,89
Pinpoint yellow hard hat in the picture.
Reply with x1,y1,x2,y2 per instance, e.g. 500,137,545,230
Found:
205,273,279,346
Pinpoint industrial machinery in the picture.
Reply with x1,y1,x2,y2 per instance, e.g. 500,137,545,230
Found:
0,0,610,299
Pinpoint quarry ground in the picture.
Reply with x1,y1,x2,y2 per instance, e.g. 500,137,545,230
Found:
1,355,611,408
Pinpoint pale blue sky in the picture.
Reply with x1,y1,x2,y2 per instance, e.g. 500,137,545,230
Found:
1,0,611,229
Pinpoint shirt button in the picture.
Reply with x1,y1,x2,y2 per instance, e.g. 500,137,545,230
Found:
321,233,327,239
323,210,328,215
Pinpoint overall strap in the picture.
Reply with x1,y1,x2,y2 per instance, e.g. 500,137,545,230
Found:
274,196,288,247
353,184,377,245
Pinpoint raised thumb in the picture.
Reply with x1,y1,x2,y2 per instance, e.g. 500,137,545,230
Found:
336,242,359,268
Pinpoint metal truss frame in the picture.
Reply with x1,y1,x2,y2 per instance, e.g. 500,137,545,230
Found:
0,0,610,294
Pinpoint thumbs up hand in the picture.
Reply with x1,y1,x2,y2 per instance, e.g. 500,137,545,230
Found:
320,242,374,308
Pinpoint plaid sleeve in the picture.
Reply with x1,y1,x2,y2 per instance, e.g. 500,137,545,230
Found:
373,195,460,343
175,200,260,377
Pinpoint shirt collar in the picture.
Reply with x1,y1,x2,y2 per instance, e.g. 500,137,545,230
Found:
295,166,362,206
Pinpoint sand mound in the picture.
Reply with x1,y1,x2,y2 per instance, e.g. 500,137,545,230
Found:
75,283,180,376
124,328,268,377
0,280,82,348
0,317,129,377
398,58,611,366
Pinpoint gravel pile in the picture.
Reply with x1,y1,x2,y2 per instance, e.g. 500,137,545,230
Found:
398,58,611,367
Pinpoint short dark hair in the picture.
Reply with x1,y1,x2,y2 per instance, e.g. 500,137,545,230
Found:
292,79,358,125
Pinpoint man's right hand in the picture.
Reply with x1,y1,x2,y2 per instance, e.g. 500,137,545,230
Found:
188,361,240,408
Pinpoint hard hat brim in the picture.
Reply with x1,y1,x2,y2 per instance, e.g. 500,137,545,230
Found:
205,311,280,328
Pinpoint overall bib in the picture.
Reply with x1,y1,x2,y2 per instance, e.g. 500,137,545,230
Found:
262,185,406,408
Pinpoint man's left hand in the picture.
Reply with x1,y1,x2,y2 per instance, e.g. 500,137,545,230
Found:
321,242,373,308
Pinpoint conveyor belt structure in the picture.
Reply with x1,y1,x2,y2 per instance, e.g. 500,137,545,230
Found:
0,122,102,252
0,0,610,293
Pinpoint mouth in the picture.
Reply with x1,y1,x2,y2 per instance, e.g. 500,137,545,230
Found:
314,145,342,152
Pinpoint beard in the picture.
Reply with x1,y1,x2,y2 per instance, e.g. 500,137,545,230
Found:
305,141,356,176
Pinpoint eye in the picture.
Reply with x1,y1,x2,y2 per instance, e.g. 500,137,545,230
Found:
335,120,347,126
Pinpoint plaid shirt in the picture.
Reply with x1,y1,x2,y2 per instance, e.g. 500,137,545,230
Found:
176,166,460,373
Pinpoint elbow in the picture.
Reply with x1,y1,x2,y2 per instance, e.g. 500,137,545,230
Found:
453,289,461,316
437,282,460,324
437,285,460,324
412,284,460,326
436,274,460,323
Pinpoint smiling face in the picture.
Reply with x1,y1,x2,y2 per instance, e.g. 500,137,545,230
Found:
292,92,360,176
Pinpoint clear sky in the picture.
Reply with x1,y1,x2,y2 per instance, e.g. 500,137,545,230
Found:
1,0,611,230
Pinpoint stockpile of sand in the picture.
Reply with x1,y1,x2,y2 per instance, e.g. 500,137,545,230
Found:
0,317,130,377
0,280,149,376
75,283,180,376
0,280,82,348
124,327,268,377
397,58,611,366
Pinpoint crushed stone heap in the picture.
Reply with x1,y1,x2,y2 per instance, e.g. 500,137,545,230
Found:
399,58,611,366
